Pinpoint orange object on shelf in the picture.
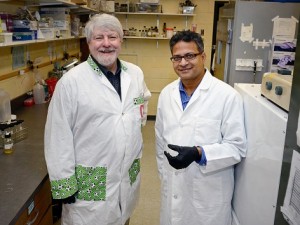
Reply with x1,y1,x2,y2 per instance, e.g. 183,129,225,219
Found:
45,77,58,97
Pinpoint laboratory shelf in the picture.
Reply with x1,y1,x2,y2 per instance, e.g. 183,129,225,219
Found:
123,36,169,40
0,36,86,48
114,12,195,16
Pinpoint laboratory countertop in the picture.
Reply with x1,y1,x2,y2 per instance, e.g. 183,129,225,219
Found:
0,103,49,225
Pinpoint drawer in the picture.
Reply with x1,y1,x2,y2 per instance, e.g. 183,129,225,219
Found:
38,207,53,225
14,178,53,225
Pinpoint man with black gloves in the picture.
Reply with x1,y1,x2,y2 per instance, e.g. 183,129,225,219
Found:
155,30,247,225
164,144,201,169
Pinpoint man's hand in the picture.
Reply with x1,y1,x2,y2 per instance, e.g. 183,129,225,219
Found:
164,144,201,169
61,192,77,204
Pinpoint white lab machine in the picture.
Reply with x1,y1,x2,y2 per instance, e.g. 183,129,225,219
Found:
232,83,288,225
261,73,293,112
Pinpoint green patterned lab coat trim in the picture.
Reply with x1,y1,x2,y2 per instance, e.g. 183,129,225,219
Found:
50,165,107,201
50,174,78,199
76,165,107,201
87,55,128,76
129,159,140,185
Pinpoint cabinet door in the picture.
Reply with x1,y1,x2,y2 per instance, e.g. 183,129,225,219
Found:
14,178,53,225
38,207,53,225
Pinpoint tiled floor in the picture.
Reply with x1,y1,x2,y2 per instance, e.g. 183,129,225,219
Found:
54,120,161,225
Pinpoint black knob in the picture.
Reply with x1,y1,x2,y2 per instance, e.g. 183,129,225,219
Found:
265,81,272,90
275,86,283,95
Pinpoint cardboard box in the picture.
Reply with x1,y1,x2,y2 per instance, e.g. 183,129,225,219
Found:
40,8,70,21
39,28,55,39
140,0,159,3
106,1,115,12
59,29,71,38
53,20,70,30
182,6,195,14
87,0,100,10
71,0,87,4
0,32,13,44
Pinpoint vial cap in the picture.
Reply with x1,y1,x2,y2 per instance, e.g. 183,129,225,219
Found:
5,132,11,138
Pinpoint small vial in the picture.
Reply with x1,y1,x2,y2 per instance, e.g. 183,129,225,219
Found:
3,131,13,154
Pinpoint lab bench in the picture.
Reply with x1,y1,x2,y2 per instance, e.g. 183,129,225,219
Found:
0,103,53,225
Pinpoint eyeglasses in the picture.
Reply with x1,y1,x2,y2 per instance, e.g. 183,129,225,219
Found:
170,52,202,63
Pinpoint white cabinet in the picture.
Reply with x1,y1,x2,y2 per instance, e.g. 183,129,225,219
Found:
232,83,288,225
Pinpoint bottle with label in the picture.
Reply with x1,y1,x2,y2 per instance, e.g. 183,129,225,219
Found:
3,131,13,154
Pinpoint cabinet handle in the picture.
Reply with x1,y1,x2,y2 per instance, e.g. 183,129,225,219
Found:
26,210,39,225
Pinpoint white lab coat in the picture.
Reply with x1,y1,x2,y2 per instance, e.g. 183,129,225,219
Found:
45,58,151,225
155,70,247,225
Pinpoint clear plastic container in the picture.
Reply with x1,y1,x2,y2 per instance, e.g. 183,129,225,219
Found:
0,88,11,123
165,27,174,39
33,83,46,104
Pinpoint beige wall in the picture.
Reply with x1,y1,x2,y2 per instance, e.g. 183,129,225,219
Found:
0,40,81,100
0,0,220,115
118,0,216,115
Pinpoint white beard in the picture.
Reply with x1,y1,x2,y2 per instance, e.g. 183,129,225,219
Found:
95,52,117,67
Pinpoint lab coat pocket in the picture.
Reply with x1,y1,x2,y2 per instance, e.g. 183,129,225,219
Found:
195,118,221,144
192,176,222,209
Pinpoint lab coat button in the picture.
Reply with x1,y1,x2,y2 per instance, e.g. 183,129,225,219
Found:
174,195,178,199
175,172,178,175
122,112,125,115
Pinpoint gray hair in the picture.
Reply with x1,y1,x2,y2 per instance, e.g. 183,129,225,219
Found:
85,13,123,43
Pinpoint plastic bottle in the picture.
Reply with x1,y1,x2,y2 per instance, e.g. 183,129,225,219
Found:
3,131,13,154
33,83,46,104
173,26,177,35
0,88,11,123
166,27,174,39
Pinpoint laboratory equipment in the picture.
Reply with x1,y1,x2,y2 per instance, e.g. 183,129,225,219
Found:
232,83,288,225
62,58,79,71
261,72,293,111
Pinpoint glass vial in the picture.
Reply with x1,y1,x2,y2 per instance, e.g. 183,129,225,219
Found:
3,131,13,154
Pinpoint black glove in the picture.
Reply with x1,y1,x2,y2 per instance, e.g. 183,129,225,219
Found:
164,144,201,170
61,192,77,204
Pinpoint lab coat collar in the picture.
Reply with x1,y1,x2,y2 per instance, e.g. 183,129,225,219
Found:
198,69,213,90
172,68,213,111
86,55,129,76
86,55,131,102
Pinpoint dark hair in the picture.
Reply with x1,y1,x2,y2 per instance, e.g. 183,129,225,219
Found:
169,30,204,54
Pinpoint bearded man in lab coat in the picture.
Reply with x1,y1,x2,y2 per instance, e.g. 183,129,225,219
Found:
44,14,151,225
155,30,247,225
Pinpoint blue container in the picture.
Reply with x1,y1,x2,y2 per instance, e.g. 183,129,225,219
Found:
12,31,36,41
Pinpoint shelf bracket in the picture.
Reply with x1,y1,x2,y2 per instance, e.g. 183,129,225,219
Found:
185,16,188,29
125,14,128,30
